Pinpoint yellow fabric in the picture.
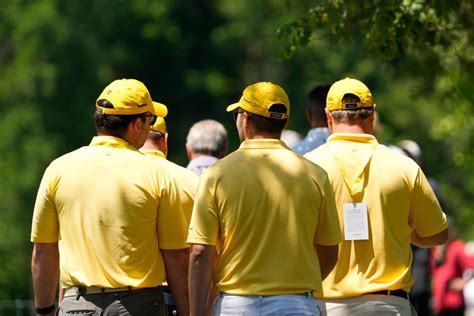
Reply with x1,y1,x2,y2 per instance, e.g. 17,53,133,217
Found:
187,139,341,295
31,136,188,289
150,116,167,134
226,82,290,119
304,133,448,298
141,149,199,224
96,79,167,116
326,77,373,111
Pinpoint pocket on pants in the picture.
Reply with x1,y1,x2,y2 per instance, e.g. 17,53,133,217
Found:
58,297,101,316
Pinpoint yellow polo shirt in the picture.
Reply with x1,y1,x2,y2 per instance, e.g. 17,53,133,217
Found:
31,136,188,289
141,149,199,224
187,139,341,295
305,133,448,298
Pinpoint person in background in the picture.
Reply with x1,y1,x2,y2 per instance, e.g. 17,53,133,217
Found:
141,104,199,224
463,241,474,316
187,81,341,316
31,79,189,316
141,105,199,315
292,84,331,154
186,119,228,175
398,139,447,210
305,77,449,316
431,220,474,316
280,129,302,147
397,138,448,315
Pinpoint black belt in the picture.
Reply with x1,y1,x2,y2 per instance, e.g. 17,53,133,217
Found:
366,289,409,299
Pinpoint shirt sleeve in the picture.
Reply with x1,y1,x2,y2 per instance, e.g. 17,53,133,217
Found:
187,171,219,246
410,168,448,237
314,175,342,246
31,165,60,243
157,172,189,249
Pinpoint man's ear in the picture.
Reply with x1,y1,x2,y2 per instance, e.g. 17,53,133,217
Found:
185,143,193,161
242,113,254,139
132,116,145,132
164,133,169,147
243,113,252,130
325,109,333,130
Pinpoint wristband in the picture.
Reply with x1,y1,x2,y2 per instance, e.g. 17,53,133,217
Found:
35,304,55,314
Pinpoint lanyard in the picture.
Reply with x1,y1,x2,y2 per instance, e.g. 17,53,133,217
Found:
327,142,377,202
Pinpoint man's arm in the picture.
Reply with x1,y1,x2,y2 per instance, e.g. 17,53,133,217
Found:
315,244,338,280
411,228,449,248
162,248,190,316
189,244,217,316
31,242,59,316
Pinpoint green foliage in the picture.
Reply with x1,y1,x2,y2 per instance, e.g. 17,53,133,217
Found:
277,0,473,61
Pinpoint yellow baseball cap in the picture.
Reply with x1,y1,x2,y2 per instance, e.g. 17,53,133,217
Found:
96,79,167,117
326,77,374,111
151,116,167,134
152,101,168,118
226,82,290,119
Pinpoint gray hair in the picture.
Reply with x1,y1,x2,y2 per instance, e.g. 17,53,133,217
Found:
186,119,228,157
329,108,374,123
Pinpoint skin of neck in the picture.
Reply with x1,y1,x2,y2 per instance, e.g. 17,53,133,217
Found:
97,131,138,148
141,134,167,153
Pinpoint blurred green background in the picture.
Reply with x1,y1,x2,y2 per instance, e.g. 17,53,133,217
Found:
0,0,473,312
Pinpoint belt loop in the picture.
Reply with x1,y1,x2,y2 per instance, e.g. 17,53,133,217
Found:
101,288,105,297
128,286,131,293
387,290,391,295
75,286,86,300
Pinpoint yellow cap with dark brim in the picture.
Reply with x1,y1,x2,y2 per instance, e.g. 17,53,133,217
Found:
96,79,167,117
226,82,290,120
151,116,167,134
152,101,168,118
326,77,374,111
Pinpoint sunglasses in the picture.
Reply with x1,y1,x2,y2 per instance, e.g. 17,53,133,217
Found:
143,114,157,126
232,110,245,121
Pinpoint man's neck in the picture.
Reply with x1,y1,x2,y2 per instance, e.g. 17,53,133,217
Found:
98,132,138,148
248,134,281,140
330,123,372,134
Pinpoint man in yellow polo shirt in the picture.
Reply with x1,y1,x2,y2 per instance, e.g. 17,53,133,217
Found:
305,77,449,315
141,107,199,316
31,79,189,316
187,82,341,316
141,105,199,224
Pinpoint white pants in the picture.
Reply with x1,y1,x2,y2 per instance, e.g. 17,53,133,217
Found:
213,292,321,315
317,295,415,316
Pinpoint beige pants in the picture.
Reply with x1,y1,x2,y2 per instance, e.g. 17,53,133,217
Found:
317,295,416,316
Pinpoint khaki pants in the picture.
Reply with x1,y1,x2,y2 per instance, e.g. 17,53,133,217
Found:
317,295,416,316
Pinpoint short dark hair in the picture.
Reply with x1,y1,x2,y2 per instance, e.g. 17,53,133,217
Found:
244,104,288,134
308,84,331,119
147,130,165,144
94,99,145,137
329,94,374,123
